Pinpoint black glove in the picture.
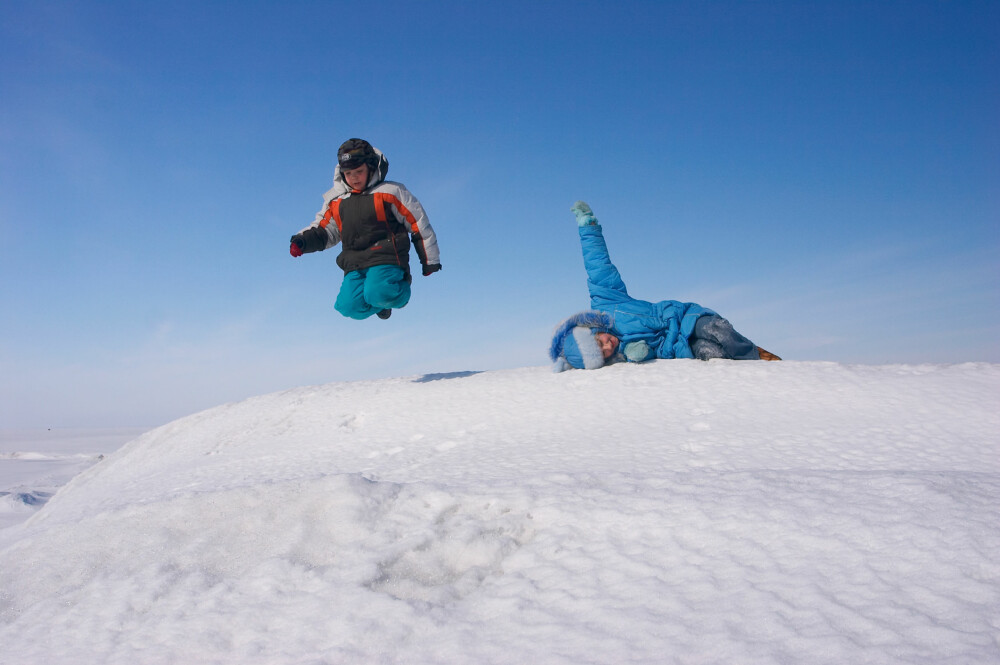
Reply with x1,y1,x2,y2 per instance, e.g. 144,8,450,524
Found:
289,228,328,255
289,236,304,257
422,263,442,276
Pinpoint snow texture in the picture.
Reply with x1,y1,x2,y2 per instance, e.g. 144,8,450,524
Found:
0,361,998,664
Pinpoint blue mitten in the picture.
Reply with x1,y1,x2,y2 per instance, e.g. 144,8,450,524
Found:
571,201,598,226
623,340,651,362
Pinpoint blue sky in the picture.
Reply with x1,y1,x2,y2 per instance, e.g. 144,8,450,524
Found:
1,0,997,428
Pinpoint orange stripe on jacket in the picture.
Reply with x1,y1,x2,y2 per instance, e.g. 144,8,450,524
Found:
373,193,419,233
319,199,343,232
373,194,387,223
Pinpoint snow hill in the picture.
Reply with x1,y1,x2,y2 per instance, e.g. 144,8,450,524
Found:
1,361,998,664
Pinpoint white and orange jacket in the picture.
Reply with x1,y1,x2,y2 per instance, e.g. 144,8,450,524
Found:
294,146,440,276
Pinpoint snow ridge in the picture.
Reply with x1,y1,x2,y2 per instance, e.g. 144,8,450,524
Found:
0,361,997,664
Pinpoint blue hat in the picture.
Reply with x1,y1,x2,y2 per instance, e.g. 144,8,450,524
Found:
549,311,612,372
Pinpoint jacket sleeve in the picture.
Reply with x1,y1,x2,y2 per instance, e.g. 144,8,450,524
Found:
382,182,440,267
294,185,343,251
579,224,628,307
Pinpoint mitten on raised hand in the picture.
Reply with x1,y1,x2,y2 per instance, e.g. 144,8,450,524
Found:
623,340,651,362
571,201,598,226
289,236,304,257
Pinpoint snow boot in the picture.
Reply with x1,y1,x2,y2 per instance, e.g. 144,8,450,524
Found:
757,347,781,361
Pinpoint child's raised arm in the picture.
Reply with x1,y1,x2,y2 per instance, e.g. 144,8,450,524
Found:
571,201,629,307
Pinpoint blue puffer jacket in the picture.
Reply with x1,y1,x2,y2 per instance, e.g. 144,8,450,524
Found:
580,224,713,360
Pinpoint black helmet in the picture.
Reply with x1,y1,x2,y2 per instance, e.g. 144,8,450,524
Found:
337,138,375,170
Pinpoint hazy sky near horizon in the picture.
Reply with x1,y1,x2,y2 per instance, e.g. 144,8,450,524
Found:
1,0,997,428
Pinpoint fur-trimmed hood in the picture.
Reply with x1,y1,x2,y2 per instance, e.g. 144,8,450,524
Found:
549,310,613,372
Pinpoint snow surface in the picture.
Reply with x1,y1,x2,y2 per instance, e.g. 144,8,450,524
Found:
1,361,998,664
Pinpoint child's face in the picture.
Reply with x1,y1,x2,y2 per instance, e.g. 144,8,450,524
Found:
595,332,619,358
343,164,370,191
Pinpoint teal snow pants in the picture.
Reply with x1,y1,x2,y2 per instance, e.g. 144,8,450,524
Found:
335,265,411,319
